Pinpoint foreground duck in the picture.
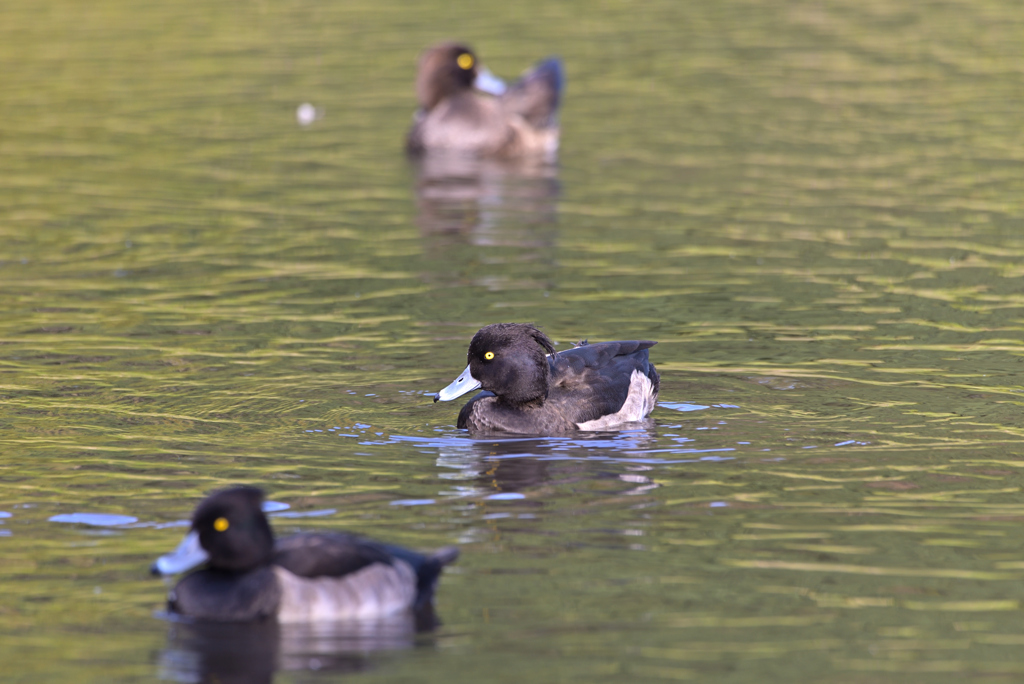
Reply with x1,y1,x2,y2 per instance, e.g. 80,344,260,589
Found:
151,486,458,622
434,323,659,433
407,42,563,158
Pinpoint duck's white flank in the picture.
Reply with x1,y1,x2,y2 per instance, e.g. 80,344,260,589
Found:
273,561,418,623
576,369,657,431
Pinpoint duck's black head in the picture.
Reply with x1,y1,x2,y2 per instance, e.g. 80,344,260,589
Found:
415,42,479,111
192,486,275,573
467,323,556,405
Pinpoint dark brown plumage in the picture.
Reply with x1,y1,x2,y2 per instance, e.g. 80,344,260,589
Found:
407,43,563,158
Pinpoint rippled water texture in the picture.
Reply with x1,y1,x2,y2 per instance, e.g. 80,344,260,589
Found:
3,0,1024,681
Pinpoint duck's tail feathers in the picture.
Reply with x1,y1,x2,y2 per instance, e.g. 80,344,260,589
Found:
413,545,460,608
647,363,660,416
501,57,564,129
428,545,461,566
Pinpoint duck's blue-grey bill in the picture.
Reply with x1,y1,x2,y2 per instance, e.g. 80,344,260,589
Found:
474,67,507,96
434,364,482,402
151,530,208,576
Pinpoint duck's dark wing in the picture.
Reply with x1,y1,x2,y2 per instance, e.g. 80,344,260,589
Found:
273,533,395,578
548,340,659,424
499,58,564,129
274,533,459,606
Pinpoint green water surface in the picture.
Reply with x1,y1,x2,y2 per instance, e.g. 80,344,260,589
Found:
3,0,1024,681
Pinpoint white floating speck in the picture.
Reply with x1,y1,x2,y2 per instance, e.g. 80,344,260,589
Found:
296,103,323,126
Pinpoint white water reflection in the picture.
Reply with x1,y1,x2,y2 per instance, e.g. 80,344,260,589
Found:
49,513,139,526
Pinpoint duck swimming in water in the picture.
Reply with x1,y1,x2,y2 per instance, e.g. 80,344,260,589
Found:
434,323,659,434
151,486,458,622
407,43,563,158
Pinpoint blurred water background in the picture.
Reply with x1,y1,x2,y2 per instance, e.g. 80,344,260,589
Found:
3,0,1024,681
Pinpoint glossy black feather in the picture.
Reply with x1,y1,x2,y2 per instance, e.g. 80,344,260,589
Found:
273,533,396,578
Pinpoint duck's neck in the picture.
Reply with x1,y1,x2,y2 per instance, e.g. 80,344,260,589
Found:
497,392,547,409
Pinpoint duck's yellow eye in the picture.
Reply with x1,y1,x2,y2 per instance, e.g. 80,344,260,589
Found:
213,517,229,532
484,351,495,360
457,53,474,70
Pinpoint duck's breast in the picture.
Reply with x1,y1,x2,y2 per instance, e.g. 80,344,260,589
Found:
415,95,505,152
169,566,281,621
273,560,418,623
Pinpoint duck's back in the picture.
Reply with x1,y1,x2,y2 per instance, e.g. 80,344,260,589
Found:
549,340,659,428
273,532,394,577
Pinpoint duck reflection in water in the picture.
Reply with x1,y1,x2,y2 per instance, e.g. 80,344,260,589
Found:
412,153,561,239
437,431,663,502
157,610,439,683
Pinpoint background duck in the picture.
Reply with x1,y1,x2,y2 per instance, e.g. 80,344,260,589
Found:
152,486,459,623
407,43,564,158
434,323,659,434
